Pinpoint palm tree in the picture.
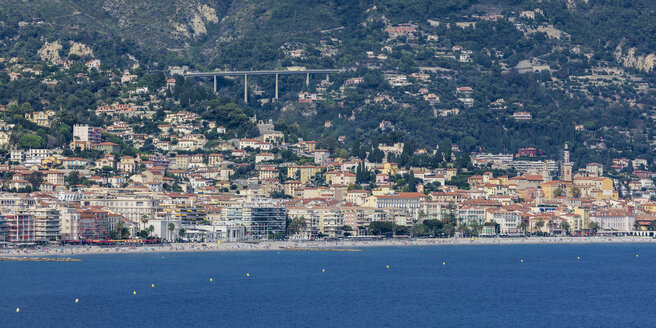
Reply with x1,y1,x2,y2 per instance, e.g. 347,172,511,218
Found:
168,223,176,242
588,221,600,235
140,215,149,231
147,225,155,237
178,228,186,242
535,220,545,234
418,210,427,223
115,221,124,237
456,223,470,236
560,221,571,235
287,216,307,236
517,222,528,235
547,220,555,234
470,221,482,236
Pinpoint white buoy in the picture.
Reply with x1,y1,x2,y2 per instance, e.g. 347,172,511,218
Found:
16,307,20,313
75,298,79,303
442,262,446,265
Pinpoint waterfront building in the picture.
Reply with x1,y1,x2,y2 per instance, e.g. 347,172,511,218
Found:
33,208,60,242
0,214,7,242
287,207,344,238
6,213,35,243
59,207,81,240
81,195,158,222
591,210,634,232
223,205,286,239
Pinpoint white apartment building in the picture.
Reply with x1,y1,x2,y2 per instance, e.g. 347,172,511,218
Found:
73,124,102,144
81,195,159,222
591,211,634,231
59,207,81,240
488,210,521,235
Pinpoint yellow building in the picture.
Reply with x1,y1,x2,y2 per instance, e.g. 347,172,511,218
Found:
371,186,394,196
208,154,225,166
70,140,93,151
287,165,322,184
573,207,590,232
0,131,10,147
41,156,61,168
25,111,55,127
488,177,503,185
381,162,399,175
641,203,656,215
258,168,279,181
540,181,570,200
573,177,616,200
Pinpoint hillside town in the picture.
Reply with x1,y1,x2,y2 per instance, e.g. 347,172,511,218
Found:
1,114,656,244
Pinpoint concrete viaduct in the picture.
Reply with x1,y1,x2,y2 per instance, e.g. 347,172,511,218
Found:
184,69,343,103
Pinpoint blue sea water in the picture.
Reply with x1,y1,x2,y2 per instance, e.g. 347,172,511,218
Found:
1,244,655,327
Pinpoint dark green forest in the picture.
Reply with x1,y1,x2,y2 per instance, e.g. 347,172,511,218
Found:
1,0,656,169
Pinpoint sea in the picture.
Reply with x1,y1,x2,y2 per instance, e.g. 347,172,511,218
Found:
2,243,655,327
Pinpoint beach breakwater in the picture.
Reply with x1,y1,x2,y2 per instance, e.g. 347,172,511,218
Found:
0,257,82,262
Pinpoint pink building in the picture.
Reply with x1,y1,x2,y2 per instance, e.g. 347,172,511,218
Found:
6,214,35,243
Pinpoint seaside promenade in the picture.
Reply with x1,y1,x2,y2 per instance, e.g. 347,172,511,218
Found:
2,236,655,257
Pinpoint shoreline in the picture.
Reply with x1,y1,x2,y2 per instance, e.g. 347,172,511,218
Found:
1,236,655,257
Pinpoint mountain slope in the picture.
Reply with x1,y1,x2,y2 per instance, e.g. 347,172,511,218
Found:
2,0,656,166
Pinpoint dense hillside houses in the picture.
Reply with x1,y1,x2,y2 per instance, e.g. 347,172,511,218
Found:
0,130,654,243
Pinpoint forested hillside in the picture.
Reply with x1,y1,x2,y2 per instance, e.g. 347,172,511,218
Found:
1,0,656,169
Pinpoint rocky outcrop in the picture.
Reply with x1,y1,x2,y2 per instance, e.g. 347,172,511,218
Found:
198,4,218,23
69,42,94,57
37,41,63,63
615,45,656,73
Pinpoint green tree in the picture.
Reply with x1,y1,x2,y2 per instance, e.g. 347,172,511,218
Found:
588,221,600,234
368,221,396,236
342,225,353,237
168,223,176,242
469,221,482,236
517,222,528,234
147,225,155,237
423,219,443,235
26,171,43,190
411,222,429,237
287,216,307,235
66,171,81,186
553,187,564,197
140,215,149,231
19,135,44,149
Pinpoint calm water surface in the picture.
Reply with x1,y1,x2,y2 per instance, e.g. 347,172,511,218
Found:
2,244,655,327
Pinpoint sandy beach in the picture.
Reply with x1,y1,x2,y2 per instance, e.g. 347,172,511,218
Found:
1,236,655,257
